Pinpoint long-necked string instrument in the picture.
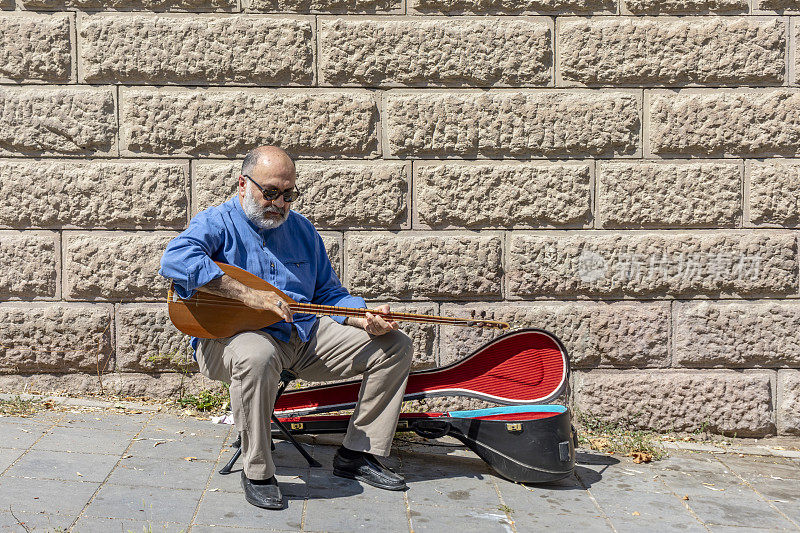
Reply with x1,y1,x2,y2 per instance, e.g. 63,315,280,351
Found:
167,261,510,338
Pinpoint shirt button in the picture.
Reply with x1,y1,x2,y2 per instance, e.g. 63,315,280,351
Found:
270,262,275,268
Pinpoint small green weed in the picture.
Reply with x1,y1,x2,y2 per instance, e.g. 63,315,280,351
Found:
498,504,514,514
0,395,50,417
176,385,230,413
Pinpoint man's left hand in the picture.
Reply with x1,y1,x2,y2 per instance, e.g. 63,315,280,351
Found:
348,304,399,336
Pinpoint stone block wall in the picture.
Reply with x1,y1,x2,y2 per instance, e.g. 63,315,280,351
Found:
0,0,799,436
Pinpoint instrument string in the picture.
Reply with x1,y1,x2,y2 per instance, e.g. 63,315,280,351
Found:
173,295,507,328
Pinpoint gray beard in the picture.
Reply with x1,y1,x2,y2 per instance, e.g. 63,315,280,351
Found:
242,187,288,230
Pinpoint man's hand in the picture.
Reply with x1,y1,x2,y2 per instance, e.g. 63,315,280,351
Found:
243,289,293,323
347,304,398,336
198,275,292,323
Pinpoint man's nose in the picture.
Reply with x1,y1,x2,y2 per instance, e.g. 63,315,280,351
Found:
272,195,286,209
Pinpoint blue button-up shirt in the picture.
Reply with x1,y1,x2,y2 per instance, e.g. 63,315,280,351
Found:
159,196,366,349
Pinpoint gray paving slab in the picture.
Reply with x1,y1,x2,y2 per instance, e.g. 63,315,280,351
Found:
498,473,613,531
193,486,304,530
56,412,152,432
32,425,134,455
707,526,797,532
126,434,225,462
146,415,231,437
5,449,120,483
106,455,217,489
0,420,50,449
652,458,796,530
715,455,800,528
191,526,300,533
82,483,201,523
0,509,75,532
303,491,409,532
408,504,512,532
577,461,707,533
71,516,187,532
0,447,24,473
0,476,100,516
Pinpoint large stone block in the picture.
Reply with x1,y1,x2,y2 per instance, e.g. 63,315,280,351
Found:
778,370,800,435
369,302,438,369
319,232,342,278
192,160,238,214
622,0,747,13
0,159,188,229
81,15,313,85
675,301,800,368
0,231,59,299
193,160,408,228
415,161,591,229
0,304,112,373
749,160,800,227
63,232,176,301
559,18,783,86
346,233,503,300
293,162,408,229
386,90,639,157
319,18,551,87
573,370,775,436
648,90,800,157
507,232,798,298
116,304,194,372
21,0,236,9
757,0,800,10
408,0,614,13
0,86,116,156
121,88,377,157
597,161,741,228
0,13,72,82
439,302,670,369
245,0,400,11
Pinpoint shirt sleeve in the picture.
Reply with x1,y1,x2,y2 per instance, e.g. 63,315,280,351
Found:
159,210,226,299
311,232,366,324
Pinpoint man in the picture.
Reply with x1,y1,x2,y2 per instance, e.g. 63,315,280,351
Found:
159,146,413,510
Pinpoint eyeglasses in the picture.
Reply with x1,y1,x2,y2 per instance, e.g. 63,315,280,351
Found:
242,174,301,202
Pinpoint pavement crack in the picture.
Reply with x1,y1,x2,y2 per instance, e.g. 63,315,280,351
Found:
66,410,158,531
0,413,65,479
574,468,618,533
187,423,235,532
714,455,800,531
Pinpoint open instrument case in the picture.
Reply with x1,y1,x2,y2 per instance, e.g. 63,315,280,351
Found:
272,328,576,484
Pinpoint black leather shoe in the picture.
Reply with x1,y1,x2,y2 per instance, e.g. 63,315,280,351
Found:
333,448,407,491
240,472,283,510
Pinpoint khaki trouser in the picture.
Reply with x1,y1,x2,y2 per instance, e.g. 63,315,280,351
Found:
196,317,414,480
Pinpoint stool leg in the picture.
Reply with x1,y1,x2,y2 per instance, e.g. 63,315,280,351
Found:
272,370,321,468
218,435,242,475
271,413,321,468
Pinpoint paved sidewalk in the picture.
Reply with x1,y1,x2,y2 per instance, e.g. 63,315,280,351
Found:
0,407,799,532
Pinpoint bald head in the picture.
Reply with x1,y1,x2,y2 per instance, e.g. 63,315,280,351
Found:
241,146,295,178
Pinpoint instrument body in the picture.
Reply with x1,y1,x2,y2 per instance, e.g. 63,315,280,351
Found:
168,262,294,338
168,261,509,339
